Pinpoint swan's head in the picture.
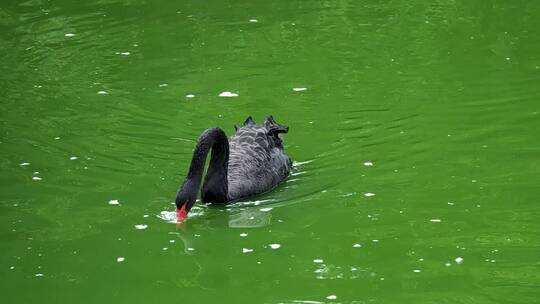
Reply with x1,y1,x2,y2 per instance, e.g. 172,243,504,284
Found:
175,179,198,221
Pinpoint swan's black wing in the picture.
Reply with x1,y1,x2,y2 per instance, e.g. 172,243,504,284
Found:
227,123,291,201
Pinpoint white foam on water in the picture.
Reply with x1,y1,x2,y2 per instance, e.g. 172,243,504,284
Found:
249,19,258,23
260,207,272,212
353,243,362,248
313,259,324,263
35,273,44,277
70,156,78,160
158,211,176,222
364,193,376,197
455,257,464,264
108,200,120,205
242,248,253,253
219,91,239,97
326,295,337,300
363,161,373,166
65,33,75,37
134,224,147,230
269,244,281,249
97,91,108,95
372,239,379,242
20,162,30,166
159,83,168,87
293,87,307,92
32,177,42,181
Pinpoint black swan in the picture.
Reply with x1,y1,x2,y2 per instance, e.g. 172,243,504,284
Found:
175,116,292,221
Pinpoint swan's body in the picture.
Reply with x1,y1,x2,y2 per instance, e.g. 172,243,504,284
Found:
175,116,291,219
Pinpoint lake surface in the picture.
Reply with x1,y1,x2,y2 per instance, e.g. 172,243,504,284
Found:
1,0,539,303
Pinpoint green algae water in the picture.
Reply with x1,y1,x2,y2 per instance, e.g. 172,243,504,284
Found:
1,0,540,303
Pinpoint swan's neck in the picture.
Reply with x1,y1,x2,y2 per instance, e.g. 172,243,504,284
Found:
176,128,229,210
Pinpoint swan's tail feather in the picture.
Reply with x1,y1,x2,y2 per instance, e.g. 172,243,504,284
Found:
244,116,255,126
264,115,289,134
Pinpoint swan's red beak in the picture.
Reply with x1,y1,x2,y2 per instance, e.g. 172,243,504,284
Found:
176,204,188,222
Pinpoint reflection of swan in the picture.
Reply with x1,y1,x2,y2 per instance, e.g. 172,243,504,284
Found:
175,116,292,220
228,208,272,228
160,205,273,228
160,205,274,256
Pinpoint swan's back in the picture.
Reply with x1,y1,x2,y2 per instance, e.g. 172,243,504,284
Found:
227,118,291,201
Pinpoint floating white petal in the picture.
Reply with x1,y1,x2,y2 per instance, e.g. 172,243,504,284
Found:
260,207,273,212
32,176,42,181
242,248,253,253
353,243,362,248
364,192,376,197
219,91,239,97
186,94,195,98
313,259,324,263
249,19,258,23
430,219,441,222
455,257,464,264
65,33,75,37
326,295,337,300
20,162,30,166
269,244,281,249
117,257,125,262
135,224,148,230
108,199,120,205
240,233,248,237
70,156,78,160
293,87,307,92
97,91,108,95
363,161,373,166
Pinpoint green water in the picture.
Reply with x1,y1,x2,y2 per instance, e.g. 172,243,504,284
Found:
1,0,540,303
